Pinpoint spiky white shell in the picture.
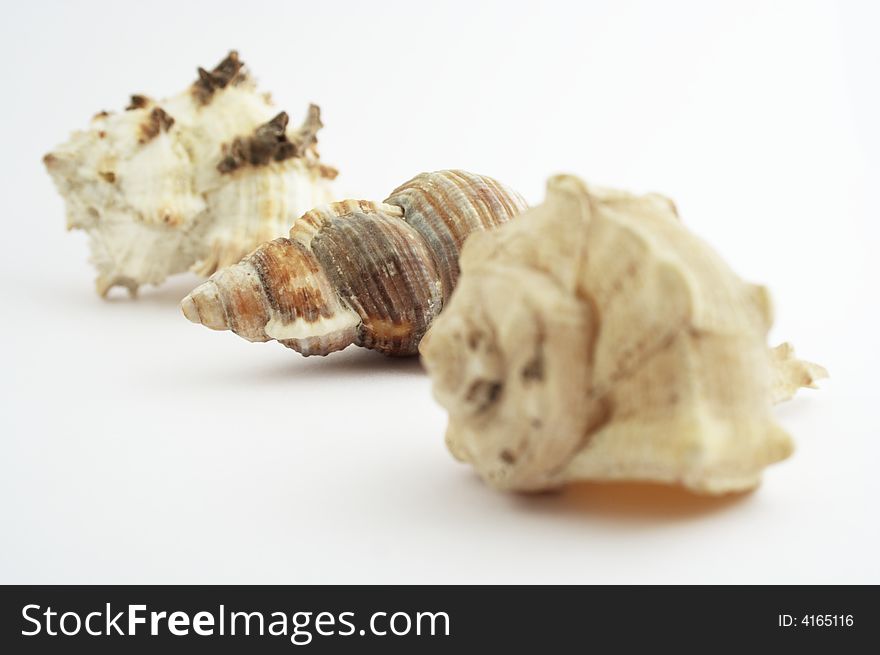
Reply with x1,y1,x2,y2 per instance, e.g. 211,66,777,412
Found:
420,175,827,495
44,52,336,296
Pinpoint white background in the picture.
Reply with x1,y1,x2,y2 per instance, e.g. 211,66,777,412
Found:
1,0,877,583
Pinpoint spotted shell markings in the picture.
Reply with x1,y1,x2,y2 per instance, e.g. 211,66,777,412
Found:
138,107,175,144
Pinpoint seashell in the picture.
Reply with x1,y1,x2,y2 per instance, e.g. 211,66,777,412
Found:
180,170,527,356
43,51,337,297
419,174,827,495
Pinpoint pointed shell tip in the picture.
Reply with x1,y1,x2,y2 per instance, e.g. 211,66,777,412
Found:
180,294,200,324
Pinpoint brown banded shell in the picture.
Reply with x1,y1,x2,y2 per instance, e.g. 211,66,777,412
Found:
181,170,527,356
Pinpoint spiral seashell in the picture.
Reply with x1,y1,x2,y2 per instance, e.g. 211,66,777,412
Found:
181,170,527,356
419,174,827,495
43,51,337,297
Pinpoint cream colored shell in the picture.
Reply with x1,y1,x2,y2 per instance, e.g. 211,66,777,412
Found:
420,175,827,494
43,51,336,297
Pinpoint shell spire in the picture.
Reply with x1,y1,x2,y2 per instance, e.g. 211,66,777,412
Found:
181,170,527,356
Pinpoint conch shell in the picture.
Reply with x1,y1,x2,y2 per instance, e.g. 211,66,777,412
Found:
181,170,527,356
420,175,827,494
43,51,337,297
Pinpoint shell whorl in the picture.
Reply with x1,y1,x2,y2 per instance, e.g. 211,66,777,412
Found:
303,203,442,355
181,170,528,356
386,170,527,302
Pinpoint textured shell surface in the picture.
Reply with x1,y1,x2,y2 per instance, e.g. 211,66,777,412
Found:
181,170,528,356
419,174,827,495
44,51,337,297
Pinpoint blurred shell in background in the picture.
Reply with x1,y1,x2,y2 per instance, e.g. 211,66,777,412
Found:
44,51,337,297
